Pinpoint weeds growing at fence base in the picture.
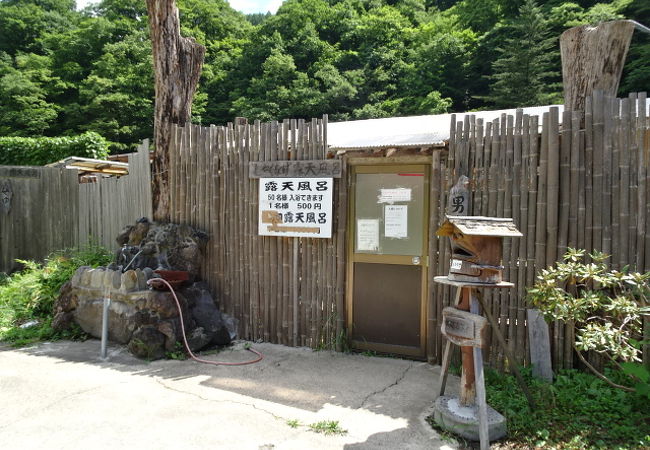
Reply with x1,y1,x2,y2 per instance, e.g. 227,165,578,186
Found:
0,245,112,346
428,366,650,449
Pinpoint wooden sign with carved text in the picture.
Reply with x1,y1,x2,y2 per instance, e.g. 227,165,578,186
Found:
441,307,489,348
249,160,342,178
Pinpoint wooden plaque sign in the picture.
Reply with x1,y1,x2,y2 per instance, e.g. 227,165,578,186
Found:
249,160,342,178
0,167,40,178
441,307,488,348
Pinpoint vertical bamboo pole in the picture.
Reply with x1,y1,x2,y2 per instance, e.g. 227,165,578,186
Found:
559,110,572,256
612,99,622,267
281,121,291,345
251,120,262,340
592,91,605,253
261,123,271,342
289,119,299,347
546,107,560,265
534,114,549,297
428,149,442,363
503,114,515,363
620,97,632,268
549,108,565,369
637,92,647,271
584,95,594,255
512,110,525,365
626,94,638,270
571,112,582,250
602,94,614,257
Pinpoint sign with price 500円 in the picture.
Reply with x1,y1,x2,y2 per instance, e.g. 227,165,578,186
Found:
258,177,334,238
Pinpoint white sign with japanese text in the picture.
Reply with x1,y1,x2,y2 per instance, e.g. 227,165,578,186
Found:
258,177,334,238
378,188,411,203
384,205,408,238
356,219,379,251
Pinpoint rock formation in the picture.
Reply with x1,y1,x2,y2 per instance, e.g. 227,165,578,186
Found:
53,218,234,359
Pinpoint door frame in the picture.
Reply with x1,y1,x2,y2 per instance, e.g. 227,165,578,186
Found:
345,157,431,358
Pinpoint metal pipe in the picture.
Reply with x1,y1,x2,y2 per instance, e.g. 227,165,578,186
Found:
122,248,144,272
630,20,650,35
100,296,111,359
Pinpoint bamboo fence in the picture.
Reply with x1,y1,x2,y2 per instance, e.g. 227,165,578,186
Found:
168,91,648,368
433,91,649,369
169,118,345,349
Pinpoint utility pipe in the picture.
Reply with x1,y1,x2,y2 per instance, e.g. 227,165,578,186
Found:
100,295,111,359
147,277,263,366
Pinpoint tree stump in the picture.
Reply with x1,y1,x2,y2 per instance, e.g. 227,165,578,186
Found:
560,20,635,112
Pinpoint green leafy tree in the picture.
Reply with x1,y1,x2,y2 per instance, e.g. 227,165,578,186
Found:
620,0,650,95
78,31,154,152
487,0,561,108
0,52,60,135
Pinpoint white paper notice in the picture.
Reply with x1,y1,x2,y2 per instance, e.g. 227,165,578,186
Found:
384,205,408,238
357,219,379,251
378,188,411,203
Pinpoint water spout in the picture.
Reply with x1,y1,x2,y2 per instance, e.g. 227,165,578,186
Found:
122,248,144,273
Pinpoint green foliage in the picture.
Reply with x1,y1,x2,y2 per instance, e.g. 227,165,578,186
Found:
487,0,561,107
429,367,650,448
286,418,300,428
308,420,347,436
0,132,109,165
528,249,648,364
0,0,646,140
0,245,113,346
165,341,188,360
480,367,650,448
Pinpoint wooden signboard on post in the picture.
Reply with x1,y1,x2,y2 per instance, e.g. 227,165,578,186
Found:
441,307,488,348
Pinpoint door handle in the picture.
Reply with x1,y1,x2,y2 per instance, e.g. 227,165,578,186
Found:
412,256,421,265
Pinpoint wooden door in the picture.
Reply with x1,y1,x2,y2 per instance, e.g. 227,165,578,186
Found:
347,164,429,358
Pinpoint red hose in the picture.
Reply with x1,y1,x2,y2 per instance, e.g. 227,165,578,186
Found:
147,277,263,366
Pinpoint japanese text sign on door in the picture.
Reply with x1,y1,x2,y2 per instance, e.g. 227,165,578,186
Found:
258,177,333,238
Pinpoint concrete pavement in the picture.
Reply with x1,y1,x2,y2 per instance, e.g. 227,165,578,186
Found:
0,340,459,449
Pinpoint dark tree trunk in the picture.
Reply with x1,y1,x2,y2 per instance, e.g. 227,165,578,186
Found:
560,20,635,112
146,0,205,222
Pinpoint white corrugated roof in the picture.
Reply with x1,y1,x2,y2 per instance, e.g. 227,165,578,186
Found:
327,105,564,150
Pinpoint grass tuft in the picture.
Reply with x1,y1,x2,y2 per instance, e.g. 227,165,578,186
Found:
308,420,347,436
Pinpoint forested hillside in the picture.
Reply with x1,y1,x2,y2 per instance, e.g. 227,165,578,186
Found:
0,0,648,152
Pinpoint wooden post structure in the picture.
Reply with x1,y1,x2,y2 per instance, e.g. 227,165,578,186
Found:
435,277,512,450
434,215,527,449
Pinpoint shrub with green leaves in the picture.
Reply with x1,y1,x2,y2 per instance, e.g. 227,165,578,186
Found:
528,248,650,396
0,132,110,166
0,245,112,346
487,367,650,449
429,366,650,448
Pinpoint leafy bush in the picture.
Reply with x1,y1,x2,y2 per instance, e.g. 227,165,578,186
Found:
528,248,649,395
429,367,650,448
487,367,650,449
0,132,109,166
0,245,112,346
